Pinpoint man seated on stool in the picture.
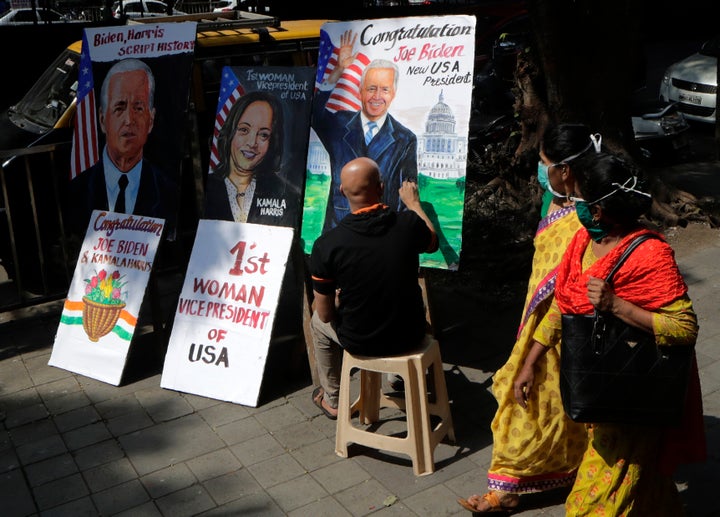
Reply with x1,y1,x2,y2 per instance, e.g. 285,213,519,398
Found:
309,156,439,420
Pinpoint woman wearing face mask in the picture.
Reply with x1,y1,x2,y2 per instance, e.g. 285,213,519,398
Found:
538,125,601,218
204,90,300,227
458,123,601,513
514,153,705,515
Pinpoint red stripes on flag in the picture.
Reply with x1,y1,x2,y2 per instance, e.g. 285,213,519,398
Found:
209,84,245,171
70,90,99,180
323,52,370,113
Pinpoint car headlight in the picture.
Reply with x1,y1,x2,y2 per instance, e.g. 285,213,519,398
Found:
659,67,673,99
661,65,675,86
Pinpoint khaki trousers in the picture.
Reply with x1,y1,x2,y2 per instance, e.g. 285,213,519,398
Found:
310,311,343,409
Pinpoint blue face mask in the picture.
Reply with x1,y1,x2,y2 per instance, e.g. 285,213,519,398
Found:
537,161,550,190
575,201,611,242
537,160,567,198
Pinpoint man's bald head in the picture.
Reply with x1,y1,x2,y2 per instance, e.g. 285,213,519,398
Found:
340,157,383,210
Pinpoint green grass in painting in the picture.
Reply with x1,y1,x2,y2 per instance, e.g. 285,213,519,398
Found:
300,172,330,253
300,172,465,270
419,175,465,270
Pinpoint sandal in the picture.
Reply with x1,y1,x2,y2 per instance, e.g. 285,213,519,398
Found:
457,491,519,513
312,386,337,420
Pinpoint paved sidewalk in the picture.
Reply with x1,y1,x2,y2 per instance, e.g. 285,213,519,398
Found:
1,224,719,517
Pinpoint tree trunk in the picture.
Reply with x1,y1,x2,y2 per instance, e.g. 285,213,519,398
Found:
501,0,716,228
526,0,644,155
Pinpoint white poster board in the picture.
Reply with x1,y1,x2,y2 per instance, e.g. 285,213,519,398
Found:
160,220,294,407
49,210,165,385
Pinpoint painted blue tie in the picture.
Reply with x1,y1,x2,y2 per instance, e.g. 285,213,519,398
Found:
364,121,377,145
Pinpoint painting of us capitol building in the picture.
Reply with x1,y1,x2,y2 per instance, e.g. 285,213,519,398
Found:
417,91,467,180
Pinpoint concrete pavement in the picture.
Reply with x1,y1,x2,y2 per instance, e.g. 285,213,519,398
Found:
1,221,719,516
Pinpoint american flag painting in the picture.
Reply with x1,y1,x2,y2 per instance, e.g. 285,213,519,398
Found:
316,29,370,113
70,31,99,180
208,68,245,172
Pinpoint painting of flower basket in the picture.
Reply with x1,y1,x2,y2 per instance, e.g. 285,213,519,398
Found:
81,269,128,341
82,297,126,341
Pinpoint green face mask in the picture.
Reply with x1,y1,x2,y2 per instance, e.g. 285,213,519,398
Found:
575,201,611,242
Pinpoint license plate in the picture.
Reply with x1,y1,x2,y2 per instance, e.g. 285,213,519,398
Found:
679,93,702,105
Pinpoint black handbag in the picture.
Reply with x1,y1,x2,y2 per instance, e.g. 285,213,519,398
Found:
560,233,694,425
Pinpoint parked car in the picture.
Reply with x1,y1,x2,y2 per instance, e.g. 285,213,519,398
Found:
0,7,71,24
212,0,244,12
659,35,719,124
112,0,185,19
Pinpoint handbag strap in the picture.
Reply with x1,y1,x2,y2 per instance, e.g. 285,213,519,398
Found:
592,233,661,348
605,233,660,285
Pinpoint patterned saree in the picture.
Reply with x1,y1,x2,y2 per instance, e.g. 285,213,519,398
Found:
487,206,588,494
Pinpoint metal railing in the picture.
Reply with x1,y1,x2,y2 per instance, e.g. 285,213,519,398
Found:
0,142,75,313
177,1,226,13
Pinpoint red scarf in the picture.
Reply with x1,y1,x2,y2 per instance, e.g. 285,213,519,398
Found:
555,228,687,315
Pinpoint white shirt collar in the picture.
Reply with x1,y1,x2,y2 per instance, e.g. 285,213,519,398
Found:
361,113,387,133
103,147,142,214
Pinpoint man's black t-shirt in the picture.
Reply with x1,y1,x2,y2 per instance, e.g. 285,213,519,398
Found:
310,205,433,355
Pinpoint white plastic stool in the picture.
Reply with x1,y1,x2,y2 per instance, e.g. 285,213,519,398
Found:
334,335,455,476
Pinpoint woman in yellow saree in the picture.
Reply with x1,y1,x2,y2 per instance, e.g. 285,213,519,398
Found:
516,153,706,516
459,124,600,513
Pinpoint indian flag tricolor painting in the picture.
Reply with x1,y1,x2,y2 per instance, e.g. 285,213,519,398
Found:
59,299,137,342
